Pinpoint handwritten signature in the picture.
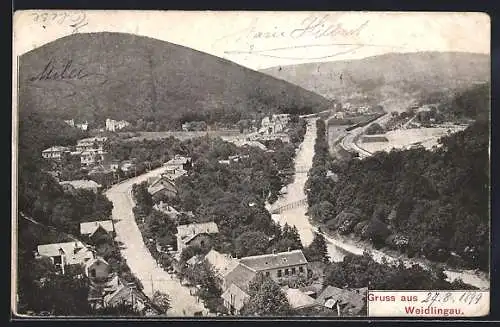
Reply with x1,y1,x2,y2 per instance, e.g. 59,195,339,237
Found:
31,12,88,33
28,59,108,95
218,14,369,43
214,14,371,60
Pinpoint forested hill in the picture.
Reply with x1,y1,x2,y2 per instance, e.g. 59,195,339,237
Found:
18,32,331,129
307,84,490,271
261,52,489,112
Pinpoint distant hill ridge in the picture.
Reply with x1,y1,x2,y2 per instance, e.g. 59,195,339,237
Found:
261,51,489,112
18,32,331,129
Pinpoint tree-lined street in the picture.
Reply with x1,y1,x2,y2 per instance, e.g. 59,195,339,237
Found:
105,167,206,316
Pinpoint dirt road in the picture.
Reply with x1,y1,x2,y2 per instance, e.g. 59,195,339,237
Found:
105,167,206,316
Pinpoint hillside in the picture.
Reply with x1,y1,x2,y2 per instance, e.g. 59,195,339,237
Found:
18,32,331,129
261,52,490,112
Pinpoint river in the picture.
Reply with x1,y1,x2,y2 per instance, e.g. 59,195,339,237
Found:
268,118,489,290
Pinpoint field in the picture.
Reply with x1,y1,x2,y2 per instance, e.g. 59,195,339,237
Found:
357,126,467,154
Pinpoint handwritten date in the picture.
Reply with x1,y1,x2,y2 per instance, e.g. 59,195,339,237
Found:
421,291,483,309
31,12,88,33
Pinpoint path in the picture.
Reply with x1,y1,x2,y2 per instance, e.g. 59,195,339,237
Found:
267,118,348,262
105,167,206,316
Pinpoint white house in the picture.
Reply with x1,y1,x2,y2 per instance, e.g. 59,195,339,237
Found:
36,241,95,274
106,119,130,132
41,146,70,160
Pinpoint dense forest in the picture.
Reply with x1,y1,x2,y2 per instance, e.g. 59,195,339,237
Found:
19,32,330,131
324,252,478,291
306,84,490,272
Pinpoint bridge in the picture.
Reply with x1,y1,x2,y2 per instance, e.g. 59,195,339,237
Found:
270,198,308,214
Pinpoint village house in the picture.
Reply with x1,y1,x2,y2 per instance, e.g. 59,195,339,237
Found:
147,174,178,200
103,281,156,313
164,155,192,172
176,221,219,252
105,118,130,132
220,262,257,315
59,179,102,193
258,114,290,135
76,137,108,152
282,286,319,311
80,220,115,240
204,249,240,288
219,249,310,314
153,201,180,220
221,283,250,315
316,286,367,316
36,241,95,274
64,119,75,127
84,257,111,280
76,121,89,131
80,149,109,167
238,249,309,282
120,160,136,173
41,146,71,160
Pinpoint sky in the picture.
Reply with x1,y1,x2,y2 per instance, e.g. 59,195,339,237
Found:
13,10,490,71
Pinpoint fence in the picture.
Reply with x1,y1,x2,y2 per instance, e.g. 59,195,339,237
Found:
270,198,308,214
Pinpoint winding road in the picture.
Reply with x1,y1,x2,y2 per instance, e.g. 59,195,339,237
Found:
105,167,206,316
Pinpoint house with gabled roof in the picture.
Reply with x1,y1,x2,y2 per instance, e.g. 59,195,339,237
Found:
221,283,250,315
80,220,115,239
316,285,366,316
147,175,178,200
36,241,95,274
59,179,102,193
176,221,219,252
281,286,319,310
204,249,239,286
238,249,309,282
84,257,110,280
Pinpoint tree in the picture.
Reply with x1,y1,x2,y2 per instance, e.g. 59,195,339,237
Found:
235,231,270,257
308,201,335,223
152,291,171,315
273,224,302,252
242,274,291,316
94,303,141,316
304,233,329,263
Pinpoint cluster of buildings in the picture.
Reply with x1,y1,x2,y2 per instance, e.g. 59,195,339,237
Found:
146,155,192,200
42,137,109,168
342,103,371,115
64,118,131,132
35,220,159,313
258,114,290,135
64,119,89,131
173,221,366,316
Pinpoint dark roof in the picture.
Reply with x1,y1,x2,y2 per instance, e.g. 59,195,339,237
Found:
224,263,257,292
317,286,365,313
239,250,308,272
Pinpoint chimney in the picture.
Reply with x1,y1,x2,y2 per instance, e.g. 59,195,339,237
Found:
272,249,276,255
